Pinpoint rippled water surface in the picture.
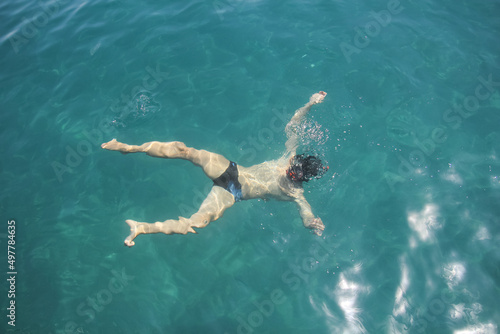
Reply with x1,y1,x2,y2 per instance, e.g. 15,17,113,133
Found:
1,0,500,333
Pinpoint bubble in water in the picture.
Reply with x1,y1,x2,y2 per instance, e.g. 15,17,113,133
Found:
133,92,161,117
297,119,330,147
110,91,161,127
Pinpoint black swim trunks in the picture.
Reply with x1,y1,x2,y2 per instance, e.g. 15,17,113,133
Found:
213,161,243,202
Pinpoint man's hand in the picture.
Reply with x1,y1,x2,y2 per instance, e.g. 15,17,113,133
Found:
309,91,327,105
307,217,325,236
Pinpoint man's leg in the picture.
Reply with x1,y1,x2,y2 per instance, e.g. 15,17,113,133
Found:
123,186,235,246
101,139,230,179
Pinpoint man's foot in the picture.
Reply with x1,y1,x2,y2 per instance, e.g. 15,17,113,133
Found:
124,219,142,247
101,139,136,154
309,91,327,105
101,139,122,151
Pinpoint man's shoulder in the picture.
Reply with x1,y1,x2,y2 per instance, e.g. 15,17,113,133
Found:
279,176,304,198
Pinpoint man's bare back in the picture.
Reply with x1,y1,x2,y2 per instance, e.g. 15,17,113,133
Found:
101,91,328,246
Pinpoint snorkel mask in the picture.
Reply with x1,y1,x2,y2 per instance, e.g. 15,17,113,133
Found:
286,154,329,182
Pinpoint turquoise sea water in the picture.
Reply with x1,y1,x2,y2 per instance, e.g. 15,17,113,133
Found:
1,0,500,333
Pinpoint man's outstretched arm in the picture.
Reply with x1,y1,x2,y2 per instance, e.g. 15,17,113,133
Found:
294,193,325,236
284,91,327,155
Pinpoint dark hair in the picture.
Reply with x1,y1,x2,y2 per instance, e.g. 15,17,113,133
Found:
287,154,328,182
